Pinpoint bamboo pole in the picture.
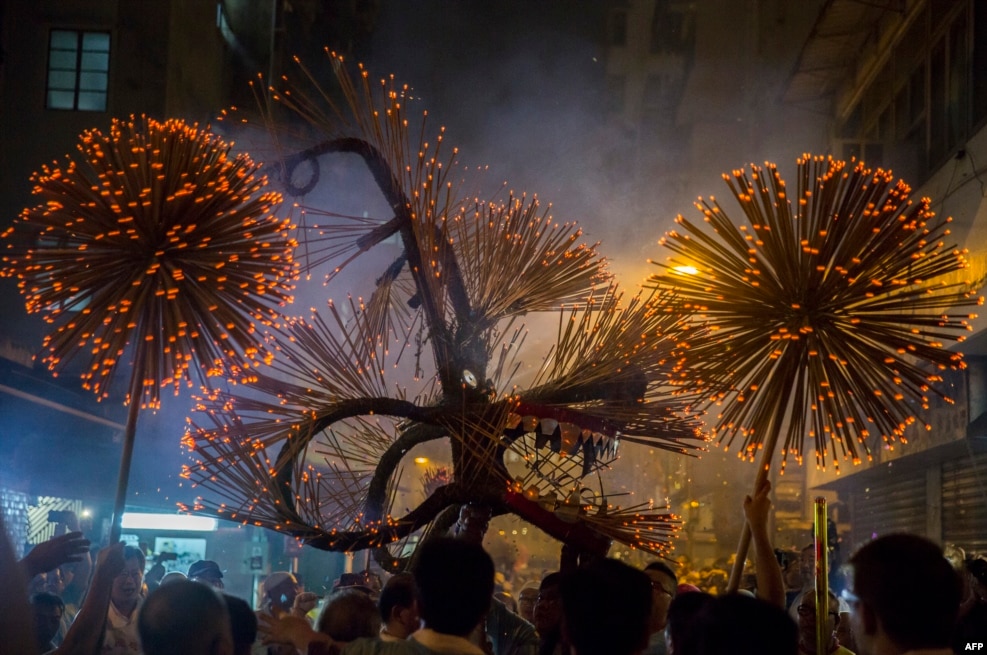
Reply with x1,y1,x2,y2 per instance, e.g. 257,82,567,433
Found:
109,345,147,543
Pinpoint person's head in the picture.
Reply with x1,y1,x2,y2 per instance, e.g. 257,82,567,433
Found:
222,594,257,655
845,533,961,654
450,502,492,545
160,571,187,586
188,560,225,590
561,558,652,655
664,590,714,655
775,549,801,589
966,557,987,603
799,544,815,587
644,560,678,633
792,588,841,653
691,594,797,655
378,572,420,638
517,582,538,622
411,537,495,637
111,546,146,611
316,588,381,644
138,580,233,655
263,571,299,613
533,572,563,637
43,566,66,596
30,592,65,649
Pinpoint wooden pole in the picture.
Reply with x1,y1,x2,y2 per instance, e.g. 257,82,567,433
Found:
109,347,147,543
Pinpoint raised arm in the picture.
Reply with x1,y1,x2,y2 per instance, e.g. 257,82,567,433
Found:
53,542,125,655
18,531,90,579
743,479,786,608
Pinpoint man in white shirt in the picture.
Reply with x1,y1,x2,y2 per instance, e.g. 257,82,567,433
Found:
102,546,145,655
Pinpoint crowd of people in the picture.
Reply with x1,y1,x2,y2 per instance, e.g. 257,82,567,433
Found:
2,483,985,655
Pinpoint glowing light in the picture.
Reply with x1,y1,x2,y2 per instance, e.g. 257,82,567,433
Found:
120,512,218,532
673,265,698,275
414,457,429,465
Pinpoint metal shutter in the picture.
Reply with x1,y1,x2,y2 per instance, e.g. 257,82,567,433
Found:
942,449,987,553
849,472,927,547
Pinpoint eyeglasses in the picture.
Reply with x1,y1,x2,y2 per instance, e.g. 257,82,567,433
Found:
536,593,560,604
796,605,840,619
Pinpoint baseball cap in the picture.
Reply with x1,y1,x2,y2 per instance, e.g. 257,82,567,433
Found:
187,560,224,580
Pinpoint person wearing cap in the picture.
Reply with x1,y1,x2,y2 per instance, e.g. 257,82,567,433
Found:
189,560,225,590
254,571,319,655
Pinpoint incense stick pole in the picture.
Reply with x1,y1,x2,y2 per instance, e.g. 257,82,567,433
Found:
109,347,147,543
814,497,829,655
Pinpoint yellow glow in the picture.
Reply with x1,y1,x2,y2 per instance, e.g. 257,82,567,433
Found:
673,265,698,275
414,457,429,465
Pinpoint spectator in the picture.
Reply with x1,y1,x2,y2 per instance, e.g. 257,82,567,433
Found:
516,584,538,623
159,571,187,586
54,542,128,655
532,572,564,655
224,595,258,655
449,503,538,655
30,592,65,653
642,561,677,655
332,572,379,598
316,588,381,645
255,571,314,655
138,579,234,655
102,545,146,655
954,557,987,654
843,533,960,655
776,549,802,609
664,591,715,655
258,537,496,655
795,544,814,606
790,588,853,655
189,560,225,590
560,557,652,655
377,572,420,642
690,594,797,655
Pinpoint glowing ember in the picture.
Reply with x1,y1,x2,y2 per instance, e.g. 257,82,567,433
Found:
649,155,982,473
1,115,297,407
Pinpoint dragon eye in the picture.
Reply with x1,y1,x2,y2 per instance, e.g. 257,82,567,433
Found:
462,369,477,388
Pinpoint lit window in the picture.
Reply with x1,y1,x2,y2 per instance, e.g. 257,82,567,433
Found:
46,30,110,111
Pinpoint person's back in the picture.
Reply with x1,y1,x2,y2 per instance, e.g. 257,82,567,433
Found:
560,558,653,655
690,593,797,655
138,579,234,655
843,533,960,655
224,594,258,655
318,588,381,645
448,503,537,655
378,572,420,641
342,537,496,655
